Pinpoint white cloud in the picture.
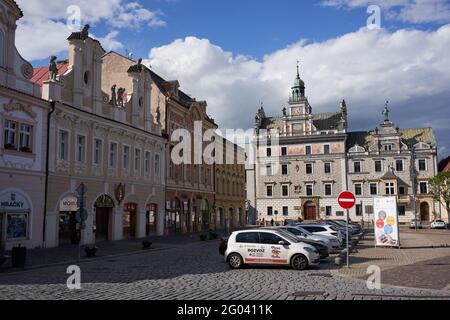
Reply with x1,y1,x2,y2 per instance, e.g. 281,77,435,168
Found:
321,0,450,24
14,0,165,61
146,26,450,155
94,31,124,52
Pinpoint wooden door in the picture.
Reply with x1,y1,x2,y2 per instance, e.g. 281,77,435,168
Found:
305,206,317,220
95,207,110,241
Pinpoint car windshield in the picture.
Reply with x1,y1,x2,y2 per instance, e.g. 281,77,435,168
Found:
274,230,300,243
295,226,312,235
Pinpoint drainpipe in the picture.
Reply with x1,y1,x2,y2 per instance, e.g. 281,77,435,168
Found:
42,100,56,248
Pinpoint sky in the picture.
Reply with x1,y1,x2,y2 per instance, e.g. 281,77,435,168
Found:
14,0,450,159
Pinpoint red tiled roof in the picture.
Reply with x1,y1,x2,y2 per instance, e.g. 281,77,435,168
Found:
444,161,450,172
31,61,70,86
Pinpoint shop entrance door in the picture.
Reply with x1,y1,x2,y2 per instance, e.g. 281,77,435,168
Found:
59,211,78,245
95,207,110,241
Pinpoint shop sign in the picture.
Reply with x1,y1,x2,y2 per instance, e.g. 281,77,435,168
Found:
59,195,79,212
0,192,30,211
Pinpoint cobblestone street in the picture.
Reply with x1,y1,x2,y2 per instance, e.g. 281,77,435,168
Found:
1,235,450,300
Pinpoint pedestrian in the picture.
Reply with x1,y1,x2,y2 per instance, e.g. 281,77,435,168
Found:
271,219,274,226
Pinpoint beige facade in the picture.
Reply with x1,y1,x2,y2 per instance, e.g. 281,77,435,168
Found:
32,29,166,247
215,138,246,230
0,0,50,250
253,68,438,225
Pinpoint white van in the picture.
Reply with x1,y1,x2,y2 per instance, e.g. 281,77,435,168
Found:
225,229,320,270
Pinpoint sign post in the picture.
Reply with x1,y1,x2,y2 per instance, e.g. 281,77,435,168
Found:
75,183,88,262
338,191,356,268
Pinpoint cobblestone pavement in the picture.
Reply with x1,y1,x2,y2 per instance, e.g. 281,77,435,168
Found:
338,228,450,290
1,239,450,300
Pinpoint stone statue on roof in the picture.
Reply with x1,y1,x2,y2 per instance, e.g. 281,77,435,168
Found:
383,101,390,122
117,87,126,108
156,106,161,124
48,56,58,82
81,24,90,39
110,84,117,106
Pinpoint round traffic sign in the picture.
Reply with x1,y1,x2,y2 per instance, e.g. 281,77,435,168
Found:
338,191,356,210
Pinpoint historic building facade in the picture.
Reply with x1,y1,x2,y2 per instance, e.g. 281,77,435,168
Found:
31,28,166,247
214,138,246,230
147,67,217,234
0,0,50,250
253,66,438,224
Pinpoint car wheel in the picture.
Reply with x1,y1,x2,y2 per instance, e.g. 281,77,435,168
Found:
228,253,244,269
291,254,309,270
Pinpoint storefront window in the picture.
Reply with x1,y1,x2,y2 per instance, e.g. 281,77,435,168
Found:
6,213,28,240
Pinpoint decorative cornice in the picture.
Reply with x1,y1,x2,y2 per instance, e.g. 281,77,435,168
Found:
4,99,37,118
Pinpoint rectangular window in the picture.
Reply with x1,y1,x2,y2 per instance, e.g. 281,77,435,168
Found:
4,119,17,148
324,183,332,196
281,147,287,156
355,204,363,216
266,164,273,176
386,182,395,195
419,182,428,195
324,144,330,155
123,146,130,169
266,185,273,197
76,135,86,163
6,213,28,240
282,164,288,175
19,124,32,151
355,183,363,196
306,184,313,196
396,159,404,172
370,183,378,196
398,185,406,195
135,149,141,174
282,206,289,216
418,159,427,171
145,151,151,174
266,148,271,157
305,145,312,155
325,206,332,216
374,160,382,172
109,142,117,168
384,144,393,151
354,161,361,173
155,154,161,177
306,163,313,174
398,205,406,216
94,139,102,165
282,185,289,197
267,207,273,216
324,162,331,174
59,130,69,160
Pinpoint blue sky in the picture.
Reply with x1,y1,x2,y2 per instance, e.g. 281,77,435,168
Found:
14,0,450,158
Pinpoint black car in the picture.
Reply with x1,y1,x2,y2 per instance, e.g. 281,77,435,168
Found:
298,238,329,259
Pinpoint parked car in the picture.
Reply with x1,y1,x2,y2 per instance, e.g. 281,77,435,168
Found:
326,220,361,235
264,227,330,259
410,219,422,229
299,223,345,244
276,225,341,252
225,229,320,270
430,219,446,229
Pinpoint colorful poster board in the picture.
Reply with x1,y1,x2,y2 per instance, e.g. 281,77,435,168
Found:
374,197,400,247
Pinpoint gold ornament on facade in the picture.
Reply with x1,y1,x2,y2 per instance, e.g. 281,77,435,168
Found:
115,183,125,205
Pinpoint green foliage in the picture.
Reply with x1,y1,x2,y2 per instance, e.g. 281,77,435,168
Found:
429,172,450,207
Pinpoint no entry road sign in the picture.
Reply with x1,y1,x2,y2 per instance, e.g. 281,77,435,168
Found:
338,191,356,210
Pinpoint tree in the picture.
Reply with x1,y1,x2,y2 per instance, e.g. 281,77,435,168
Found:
428,172,450,228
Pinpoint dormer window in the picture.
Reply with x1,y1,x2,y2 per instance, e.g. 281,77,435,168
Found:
384,144,393,151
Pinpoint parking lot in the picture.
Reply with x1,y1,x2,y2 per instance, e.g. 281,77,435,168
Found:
0,227,449,300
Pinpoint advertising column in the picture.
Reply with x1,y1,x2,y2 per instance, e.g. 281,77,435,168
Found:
374,197,400,247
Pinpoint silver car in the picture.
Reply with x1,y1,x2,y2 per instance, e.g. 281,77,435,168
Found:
281,225,342,251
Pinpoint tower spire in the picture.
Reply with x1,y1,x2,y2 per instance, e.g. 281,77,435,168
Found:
296,60,300,79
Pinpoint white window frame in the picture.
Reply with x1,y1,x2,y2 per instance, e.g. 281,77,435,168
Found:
305,145,312,155
385,182,395,195
324,183,333,196
374,159,383,173
419,182,428,195
123,145,130,170
58,129,70,161
266,185,273,197
109,142,118,168
93,138,103,166
353,161,362,173
134,148,141,175
395,159,404,172
324,144,331,155
305,183,314,196
417,159,427,171
76,134,86,163
354,183,363,196
305,163,313,175
19,123,32,150
145,151,151,175
324,162,332,174
369,183,378,196
154,153,161,178
281,184,289,197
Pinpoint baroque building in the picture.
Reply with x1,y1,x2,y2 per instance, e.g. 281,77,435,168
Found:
0,0,50,250
253,65,439,224
31,27,166,247
214,138,246,231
